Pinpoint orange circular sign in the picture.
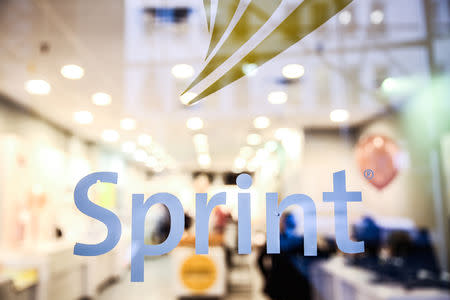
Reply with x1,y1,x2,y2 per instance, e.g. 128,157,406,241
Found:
180,255,217,293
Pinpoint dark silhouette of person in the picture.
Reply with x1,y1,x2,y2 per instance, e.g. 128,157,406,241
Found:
354,216,381,257
258,212,315,300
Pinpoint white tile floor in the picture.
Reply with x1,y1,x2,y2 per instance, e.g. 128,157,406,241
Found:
98,255,269,300
98,256,174,300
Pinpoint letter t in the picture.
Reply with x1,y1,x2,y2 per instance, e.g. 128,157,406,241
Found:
323,170,364,254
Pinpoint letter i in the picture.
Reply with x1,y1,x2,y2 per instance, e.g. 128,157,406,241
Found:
237,173,252,254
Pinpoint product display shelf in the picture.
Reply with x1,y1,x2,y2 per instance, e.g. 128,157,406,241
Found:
311,256,450,300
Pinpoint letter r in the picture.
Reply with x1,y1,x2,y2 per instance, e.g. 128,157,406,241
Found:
195,192,226,254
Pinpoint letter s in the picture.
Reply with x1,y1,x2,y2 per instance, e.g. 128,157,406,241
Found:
73,172,122,256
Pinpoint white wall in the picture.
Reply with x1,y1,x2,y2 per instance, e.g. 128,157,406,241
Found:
281,118,439,236
0,98,151,249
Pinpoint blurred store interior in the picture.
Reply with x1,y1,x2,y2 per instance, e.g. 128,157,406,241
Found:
0,0,449,299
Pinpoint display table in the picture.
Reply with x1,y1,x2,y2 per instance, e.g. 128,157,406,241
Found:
0,242,84,300
0,277,36,300
171,246,227,299
0,241,127,300
311,256,450,300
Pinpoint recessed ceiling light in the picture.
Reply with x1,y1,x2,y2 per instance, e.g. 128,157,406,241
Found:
268,91,288,104
134,149,148,162
233,157,247,170
61,64,84,80
197,153,211,168
92,92,112,106
138,134,152,147
180,92,198,105
370,9,384,25
381,77,400,93
242,63,258,77
171,64,195,79
330,109,350,123
122,141,136,153
73,111,93,124
25,80,51,95
247,133,262,146
120,118,136,131
282,64,305,79
253,116,271,129
338,10,352,25
102,130,120,143
186,117,204,130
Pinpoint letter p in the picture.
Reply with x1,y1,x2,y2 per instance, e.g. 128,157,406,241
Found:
131,193,184,282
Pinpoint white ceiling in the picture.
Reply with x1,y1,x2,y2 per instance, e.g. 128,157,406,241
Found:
0,0,434,170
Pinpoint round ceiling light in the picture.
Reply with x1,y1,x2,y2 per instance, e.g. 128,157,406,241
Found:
61,64,85,80
233,157,247,170
370,9,384,25
253,116,271,129
186,117,204,131
267,91,288,104
197,153,211,168
171,64,195,79
120,118,137,131
73,111,93,125
338,10,352,25
180,92,198,105
242,63,258,77
25,80,51,95
92,92,112,106
282,64,305,79
329,109,350,123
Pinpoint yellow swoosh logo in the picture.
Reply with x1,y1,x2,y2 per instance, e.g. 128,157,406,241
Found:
185,0,353,105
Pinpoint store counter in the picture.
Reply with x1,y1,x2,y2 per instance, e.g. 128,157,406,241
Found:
311,256,450,300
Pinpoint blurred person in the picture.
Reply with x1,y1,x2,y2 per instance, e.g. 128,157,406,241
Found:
212,206,231,234
184,212,193,233
178,212,196,246
410,228,440,273
151,204,171,244
354,216,381,258
257,212,328,300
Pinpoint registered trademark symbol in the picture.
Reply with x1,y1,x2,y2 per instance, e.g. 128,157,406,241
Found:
364,169,374,180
